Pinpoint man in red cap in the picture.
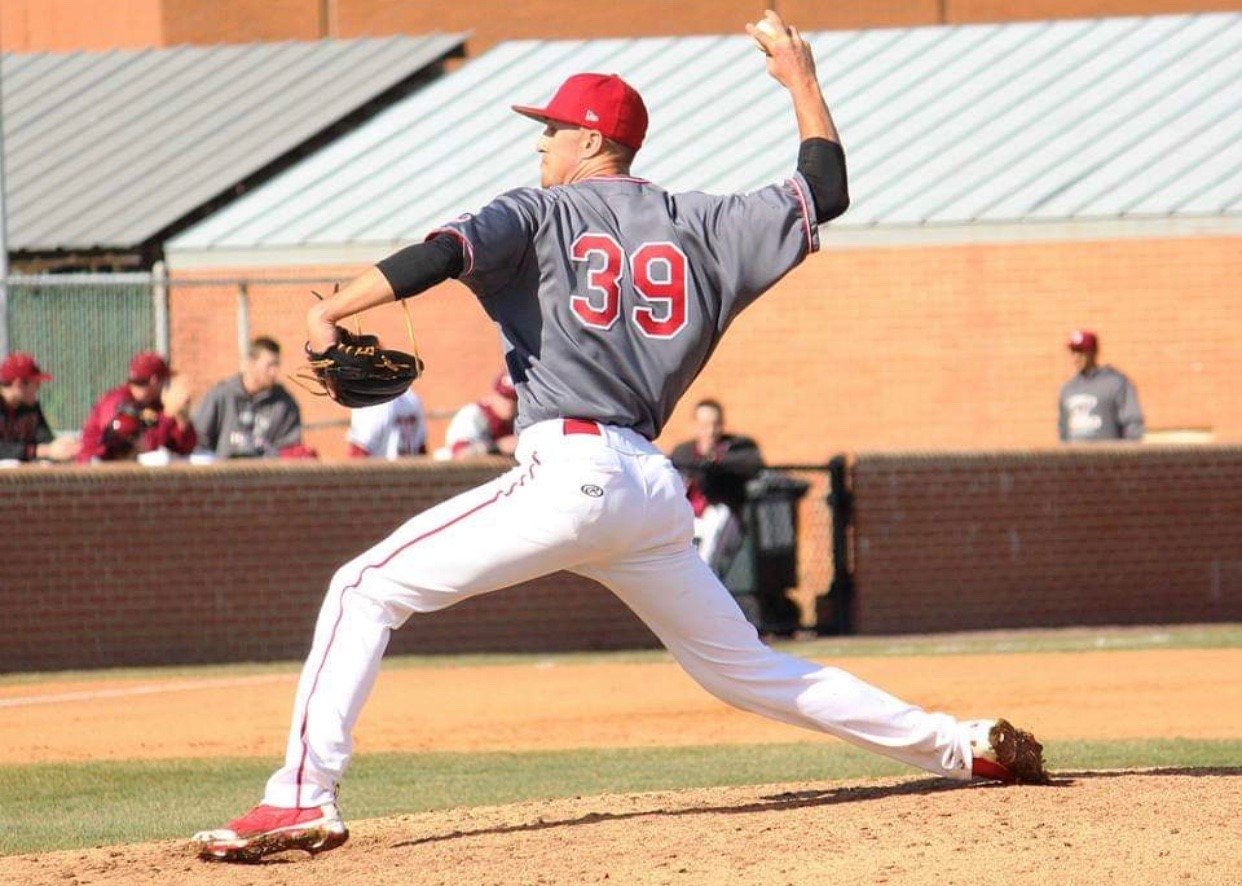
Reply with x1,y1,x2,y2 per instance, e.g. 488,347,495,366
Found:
0,352,79,462
440,370,519,458
1059,329,1145,442
196,10,1045,863
78,350,197,462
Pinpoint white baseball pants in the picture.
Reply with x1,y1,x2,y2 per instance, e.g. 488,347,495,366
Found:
264,420,974,808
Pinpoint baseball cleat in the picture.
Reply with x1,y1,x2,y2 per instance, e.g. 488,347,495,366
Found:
966,718,1051,785
192,802,348,863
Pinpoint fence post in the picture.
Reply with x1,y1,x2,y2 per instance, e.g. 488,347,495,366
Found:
816,453,855,635
0,81,9,360
236,281,251,360
153,262,170,356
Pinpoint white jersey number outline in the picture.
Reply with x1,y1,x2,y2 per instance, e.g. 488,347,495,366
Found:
570,234,688,339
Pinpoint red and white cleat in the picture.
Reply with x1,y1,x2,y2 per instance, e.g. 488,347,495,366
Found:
966,718,1051,784
192,802,348,863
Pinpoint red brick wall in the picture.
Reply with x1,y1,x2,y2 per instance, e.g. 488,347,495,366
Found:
0,461,656,673
847,446,1242,633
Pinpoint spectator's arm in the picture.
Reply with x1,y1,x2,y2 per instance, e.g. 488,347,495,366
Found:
1118,378,1145,441
716,437,764,478
191,389,222,452
266,393,304,453
0,439,30,460
1057,395,1068,442
77,399,109,462
154,412,198,455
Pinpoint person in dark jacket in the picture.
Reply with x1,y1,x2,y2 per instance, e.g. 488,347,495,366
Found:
670,399,764,573
1059,330,1144,442
0,352,79,463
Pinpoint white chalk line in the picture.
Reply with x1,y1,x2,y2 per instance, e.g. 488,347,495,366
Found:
0,673,294,708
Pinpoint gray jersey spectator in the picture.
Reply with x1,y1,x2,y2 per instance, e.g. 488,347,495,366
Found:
193,337,303,459
0,352,79,463
1059,329,1144,442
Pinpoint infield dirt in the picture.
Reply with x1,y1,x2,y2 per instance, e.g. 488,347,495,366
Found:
2,645,1239,883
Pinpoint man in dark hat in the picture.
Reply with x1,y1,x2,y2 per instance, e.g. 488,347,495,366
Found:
0,352,79,463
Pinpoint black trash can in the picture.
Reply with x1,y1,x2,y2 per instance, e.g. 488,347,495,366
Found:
718,470,810,636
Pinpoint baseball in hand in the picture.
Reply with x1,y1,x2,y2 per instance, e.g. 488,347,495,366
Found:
753,19,783,54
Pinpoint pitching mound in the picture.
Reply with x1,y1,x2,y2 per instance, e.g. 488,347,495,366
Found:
5,769,1238,885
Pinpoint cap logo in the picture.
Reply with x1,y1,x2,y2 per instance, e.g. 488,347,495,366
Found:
584,109,600,122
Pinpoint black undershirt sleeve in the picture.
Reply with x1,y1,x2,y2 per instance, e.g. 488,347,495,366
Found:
375,234,465,300
797,138,850,224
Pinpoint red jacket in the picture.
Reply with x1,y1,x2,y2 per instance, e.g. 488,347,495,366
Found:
78,385,197,463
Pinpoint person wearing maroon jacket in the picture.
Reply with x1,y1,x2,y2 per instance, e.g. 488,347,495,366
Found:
77,351,197,463
0,352,79,463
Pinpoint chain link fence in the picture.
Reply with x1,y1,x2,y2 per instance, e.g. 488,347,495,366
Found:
3,273,157,430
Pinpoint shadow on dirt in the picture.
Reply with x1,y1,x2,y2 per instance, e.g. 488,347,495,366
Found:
388,775,1066,850
1055,766,1241,779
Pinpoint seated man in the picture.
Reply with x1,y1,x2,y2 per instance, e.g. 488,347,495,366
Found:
440,371,519,459
78,351,196,462
347,388,427,459
670,399,763,574
193,337,304,459
0,352,79,463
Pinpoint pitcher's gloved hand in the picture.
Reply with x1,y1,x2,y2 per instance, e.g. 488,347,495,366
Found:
298,327,423,408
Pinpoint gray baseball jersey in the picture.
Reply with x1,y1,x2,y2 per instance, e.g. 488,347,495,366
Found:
1058,365,1145,441
433,173,818,439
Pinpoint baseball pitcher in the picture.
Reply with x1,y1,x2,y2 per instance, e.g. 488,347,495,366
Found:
194,11,1047,863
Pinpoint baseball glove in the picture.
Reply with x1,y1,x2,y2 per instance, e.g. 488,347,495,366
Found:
296,327,423,408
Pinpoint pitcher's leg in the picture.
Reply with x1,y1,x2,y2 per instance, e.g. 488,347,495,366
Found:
266,461,593,807
582,547,972,780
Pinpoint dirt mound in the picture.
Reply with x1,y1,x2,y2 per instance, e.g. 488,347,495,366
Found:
5,770,1238,885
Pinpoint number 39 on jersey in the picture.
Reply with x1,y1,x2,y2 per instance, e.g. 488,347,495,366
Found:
570,233,688,339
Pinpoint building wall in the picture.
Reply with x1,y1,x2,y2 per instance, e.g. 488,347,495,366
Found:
3,0,1235,52
161,0,321,44
0,0,164,52
848,446,1242,634
168,234,1241,464
0,461,656,672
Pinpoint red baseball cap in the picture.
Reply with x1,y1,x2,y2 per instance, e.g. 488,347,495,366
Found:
0,352,52,384
513,73,649,151
129,351,171,383
1067,330,1099,353
493,372,518,401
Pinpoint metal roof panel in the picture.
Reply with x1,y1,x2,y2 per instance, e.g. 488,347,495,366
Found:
1,34,467,252
167,13,1240,259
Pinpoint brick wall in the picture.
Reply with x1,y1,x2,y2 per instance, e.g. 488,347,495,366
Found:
847,446,1242,633
171,234,1242,465
5,0,1233,52
0,461,657,673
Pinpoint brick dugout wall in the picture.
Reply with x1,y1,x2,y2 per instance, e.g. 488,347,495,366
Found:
0,462,657,673
847,446,1242,634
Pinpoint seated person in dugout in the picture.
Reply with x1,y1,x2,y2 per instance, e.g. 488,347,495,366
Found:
670,398,764,575
348,388,428,459
0,352,79,463
437,371,519,459
194,336,305,459
78,351,196,462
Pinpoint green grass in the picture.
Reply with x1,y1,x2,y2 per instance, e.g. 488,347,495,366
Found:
2,739,1238,856
1,623,1238,688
